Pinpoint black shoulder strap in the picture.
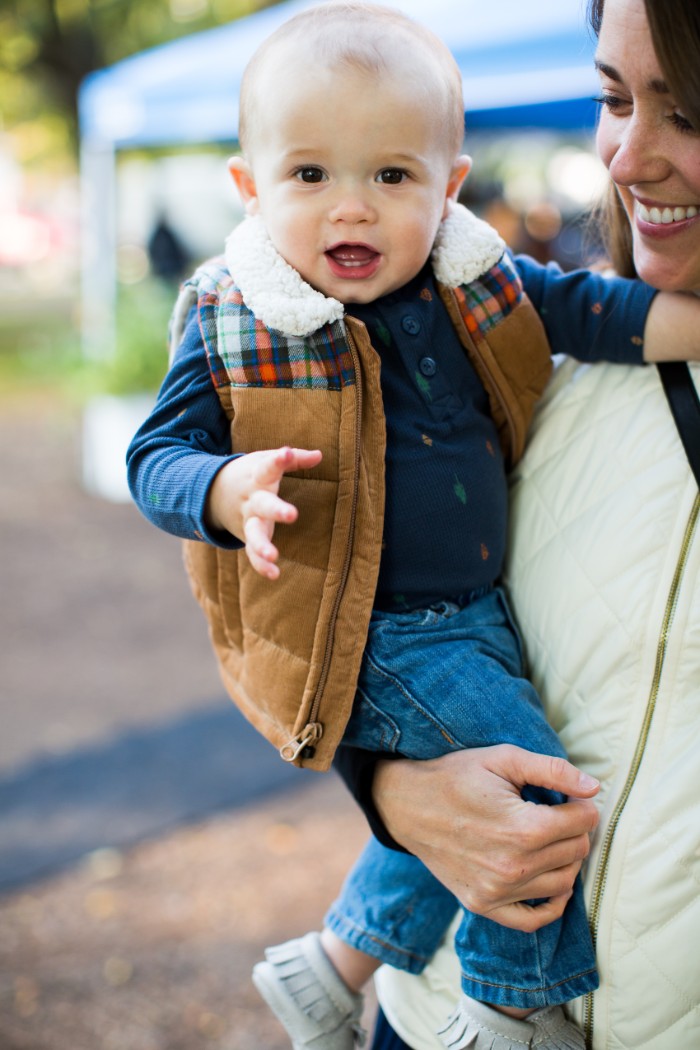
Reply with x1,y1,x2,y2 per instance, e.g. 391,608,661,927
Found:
657,362,700,488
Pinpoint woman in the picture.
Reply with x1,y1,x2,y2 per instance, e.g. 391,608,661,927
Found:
356,0,700,1045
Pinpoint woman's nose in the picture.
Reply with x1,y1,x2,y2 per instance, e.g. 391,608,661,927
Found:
603,114,669,188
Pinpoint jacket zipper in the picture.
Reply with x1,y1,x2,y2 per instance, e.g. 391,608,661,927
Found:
280,333,364,763
583,491,699,1047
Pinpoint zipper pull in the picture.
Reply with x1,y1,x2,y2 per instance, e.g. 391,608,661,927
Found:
279,722,323,763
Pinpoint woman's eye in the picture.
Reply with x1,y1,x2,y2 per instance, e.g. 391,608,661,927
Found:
295,167,325,183
592,93,627,114
670,111,697,134
377,168,406,184
594,92,697,134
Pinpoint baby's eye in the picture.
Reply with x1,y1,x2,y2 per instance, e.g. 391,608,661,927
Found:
294,167,326,183
376,168,407,184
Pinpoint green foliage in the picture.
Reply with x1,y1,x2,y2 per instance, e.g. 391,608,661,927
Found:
93,279,177,397
2,0,279,168
0,279,177,403
0,299,82,402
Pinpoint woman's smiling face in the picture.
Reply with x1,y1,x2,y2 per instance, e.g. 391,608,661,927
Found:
595,0,700,292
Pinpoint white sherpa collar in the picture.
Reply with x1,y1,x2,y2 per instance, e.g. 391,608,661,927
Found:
224,201,505,338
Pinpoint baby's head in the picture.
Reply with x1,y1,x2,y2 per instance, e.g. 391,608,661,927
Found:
229,2,471,303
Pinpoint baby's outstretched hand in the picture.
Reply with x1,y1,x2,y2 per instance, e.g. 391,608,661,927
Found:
206,447,322,579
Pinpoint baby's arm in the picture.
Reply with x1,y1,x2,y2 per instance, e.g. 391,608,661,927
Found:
642,290,700,362
516,254,700,365
127,307,321,569
206,446,322,579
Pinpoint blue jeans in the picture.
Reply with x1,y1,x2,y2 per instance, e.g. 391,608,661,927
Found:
325,587,598,1009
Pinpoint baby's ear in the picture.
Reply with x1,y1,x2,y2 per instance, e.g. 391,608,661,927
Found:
228,155,260,215
443,154,472,216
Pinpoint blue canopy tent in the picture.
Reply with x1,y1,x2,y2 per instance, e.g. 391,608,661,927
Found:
78,0,600,356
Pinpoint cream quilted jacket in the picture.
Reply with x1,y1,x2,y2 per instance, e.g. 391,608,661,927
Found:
374,359,700,1049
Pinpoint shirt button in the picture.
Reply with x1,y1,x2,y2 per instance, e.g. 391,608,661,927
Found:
401,315,421,335
419,356,437,377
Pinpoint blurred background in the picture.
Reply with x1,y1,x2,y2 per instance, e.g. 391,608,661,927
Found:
0,1,609,1047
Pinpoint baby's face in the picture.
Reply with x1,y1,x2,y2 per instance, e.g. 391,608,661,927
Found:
232,53,468,304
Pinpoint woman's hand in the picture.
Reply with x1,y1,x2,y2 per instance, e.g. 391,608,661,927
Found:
373,744,600,933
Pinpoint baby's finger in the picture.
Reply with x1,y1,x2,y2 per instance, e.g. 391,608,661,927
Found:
254,446,321,487
291,447,323,469
247,489,299,527
250,447,296,487
244,517,280,579
246,549,281,580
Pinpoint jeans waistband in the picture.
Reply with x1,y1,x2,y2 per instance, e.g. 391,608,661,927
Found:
373,582,495,616
446,582,495,609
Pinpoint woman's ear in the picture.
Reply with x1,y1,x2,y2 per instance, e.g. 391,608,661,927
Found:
228,155,260,215
443,154,472,217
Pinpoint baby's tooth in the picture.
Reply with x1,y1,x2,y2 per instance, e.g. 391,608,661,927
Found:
650,207,662,222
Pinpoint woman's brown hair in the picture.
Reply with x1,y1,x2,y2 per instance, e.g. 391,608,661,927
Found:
587,0,700,276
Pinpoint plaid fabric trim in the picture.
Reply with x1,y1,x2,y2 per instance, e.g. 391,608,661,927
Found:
194,260,355,391
453,252,523,341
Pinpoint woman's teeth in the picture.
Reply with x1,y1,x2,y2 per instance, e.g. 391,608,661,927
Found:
638,202,699,225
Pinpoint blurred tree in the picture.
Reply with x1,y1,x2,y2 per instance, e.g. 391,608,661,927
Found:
0,0,277,165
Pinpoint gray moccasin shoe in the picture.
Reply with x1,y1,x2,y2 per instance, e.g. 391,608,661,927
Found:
252,932,366,1050
438,994,585,1050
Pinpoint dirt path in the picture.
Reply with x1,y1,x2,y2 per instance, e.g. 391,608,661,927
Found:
0,398,376,1048
0,776,373,1050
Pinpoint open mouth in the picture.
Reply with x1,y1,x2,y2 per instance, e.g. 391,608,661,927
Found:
637,202,699,226
324,243,381,279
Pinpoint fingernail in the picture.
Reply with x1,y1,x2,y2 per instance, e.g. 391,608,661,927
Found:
579,772,599,789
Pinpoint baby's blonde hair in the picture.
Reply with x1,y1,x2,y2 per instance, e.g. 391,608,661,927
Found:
238,1,465,159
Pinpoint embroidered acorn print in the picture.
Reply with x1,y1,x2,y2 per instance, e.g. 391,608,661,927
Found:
419,288,433,302
481,543,490,560
453,475,467,505
485,440,495,457
591,302,603,315
422,434,433,447
631,335,643,346
375,321,392,348
415,373,432,401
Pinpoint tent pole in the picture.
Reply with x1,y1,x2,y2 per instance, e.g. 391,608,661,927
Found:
80,138,117,361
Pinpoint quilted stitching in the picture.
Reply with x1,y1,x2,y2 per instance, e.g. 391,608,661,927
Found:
507,360,700,1049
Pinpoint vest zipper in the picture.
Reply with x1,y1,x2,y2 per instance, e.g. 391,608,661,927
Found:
582,491,699,1048
280,334,364,763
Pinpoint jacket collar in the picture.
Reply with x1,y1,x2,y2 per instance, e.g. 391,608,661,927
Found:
225,202,505,338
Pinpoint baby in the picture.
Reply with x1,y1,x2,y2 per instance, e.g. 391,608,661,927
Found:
127,3,700,1049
